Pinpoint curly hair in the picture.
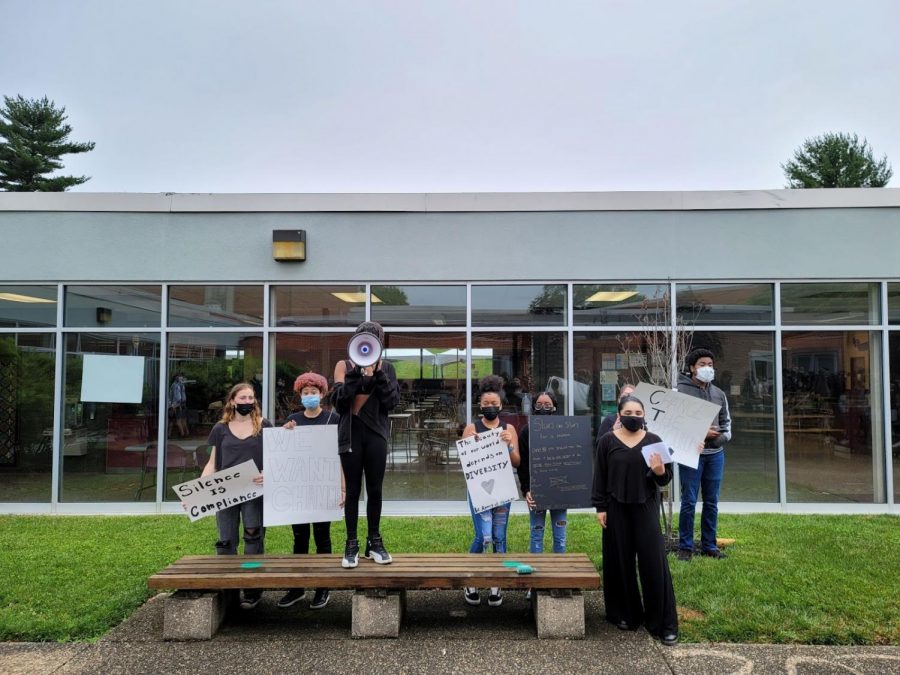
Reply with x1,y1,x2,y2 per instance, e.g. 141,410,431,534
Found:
293,371,328,395
685,348,715,369
478,374,504,400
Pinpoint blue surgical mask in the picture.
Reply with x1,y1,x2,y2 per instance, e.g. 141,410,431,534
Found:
301,394,321,410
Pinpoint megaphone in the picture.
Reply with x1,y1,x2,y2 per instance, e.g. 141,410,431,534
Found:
348,332,383,368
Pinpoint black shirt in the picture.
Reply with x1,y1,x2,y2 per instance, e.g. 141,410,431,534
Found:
208,419,273,472
591,431,672,512
285,409,340,428
332,360,400,453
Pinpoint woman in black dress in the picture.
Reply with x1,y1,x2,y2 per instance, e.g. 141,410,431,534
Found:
591,394,679,646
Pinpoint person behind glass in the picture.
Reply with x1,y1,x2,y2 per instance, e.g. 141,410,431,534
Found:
676,348,732,561
201,382,271,610
592,394,679,646
168,373,189,438
332,321,400,568
462,375,521,608
277,371,343,610
596,383,636,438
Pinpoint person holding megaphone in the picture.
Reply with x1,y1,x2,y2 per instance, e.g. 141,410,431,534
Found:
332,321,400,568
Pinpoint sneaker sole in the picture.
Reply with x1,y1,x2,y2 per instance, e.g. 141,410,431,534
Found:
368,555,392,564
464,596,480,606
342,558,359,569
240,600,261,610
310,598,330,610
277,596,305,609
488,599,503,607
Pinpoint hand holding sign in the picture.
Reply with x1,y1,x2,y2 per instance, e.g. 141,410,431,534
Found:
456,429,518,513
172,460,262,522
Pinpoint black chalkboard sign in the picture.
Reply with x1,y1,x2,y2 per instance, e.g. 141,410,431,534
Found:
529,415,593,510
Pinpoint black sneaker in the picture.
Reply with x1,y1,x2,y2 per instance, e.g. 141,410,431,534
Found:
676,549,693,562
464,587,480,606
276,588,306,608
661,632,679,646
487,588,503,607
240,590,262,610
701,548,727,560
365,535,392,564
310,589,330,609
342,539,360,568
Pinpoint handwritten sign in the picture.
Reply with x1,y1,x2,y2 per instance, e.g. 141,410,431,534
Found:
633,382,720,469
263,426,343,527
528,415,593,510
172,460,261,522
456,429,518,513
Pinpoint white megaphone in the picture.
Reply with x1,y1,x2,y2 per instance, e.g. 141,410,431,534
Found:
348,332,383,369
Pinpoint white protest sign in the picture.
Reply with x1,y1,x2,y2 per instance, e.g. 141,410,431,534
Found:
172,459,261,522
456,428,519,513
262,425,343,527
633,382,720,470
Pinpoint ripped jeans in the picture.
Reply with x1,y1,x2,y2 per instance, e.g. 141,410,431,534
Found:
215,497,265,555
468,497,510,554
529,508,567,553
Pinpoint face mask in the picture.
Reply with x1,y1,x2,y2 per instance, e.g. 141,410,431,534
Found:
235,403,255,416
533,405,555,415
695,366,715,383
481,406,500,421
301,394,321,410
620,415,643,432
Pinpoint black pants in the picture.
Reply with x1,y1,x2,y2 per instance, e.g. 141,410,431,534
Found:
291,522,332,555
340,415,388,541
602,497,678,638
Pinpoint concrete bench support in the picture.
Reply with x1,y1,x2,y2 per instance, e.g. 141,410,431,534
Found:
533,589,585,639
351,589,406,638
163,590,227,641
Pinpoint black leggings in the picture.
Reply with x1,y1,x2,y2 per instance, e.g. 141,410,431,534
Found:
340,415,388,541
291,522,332,555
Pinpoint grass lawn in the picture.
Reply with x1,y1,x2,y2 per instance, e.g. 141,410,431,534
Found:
0,513,897,644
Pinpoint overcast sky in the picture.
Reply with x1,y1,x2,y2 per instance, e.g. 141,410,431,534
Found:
1,0,898,193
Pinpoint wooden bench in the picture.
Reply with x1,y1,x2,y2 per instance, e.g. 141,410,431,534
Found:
149,552,600,640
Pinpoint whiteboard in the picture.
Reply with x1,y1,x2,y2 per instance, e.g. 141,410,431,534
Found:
81,353,146,404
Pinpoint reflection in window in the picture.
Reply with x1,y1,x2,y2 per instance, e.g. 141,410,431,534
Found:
573,284,668,326
781,283,879,325
0,285,57,328
888,334,900,502
64,285,162,328
782,331,884,503
271,285,365,327
371,285,466,327
272,333,349,422
0,334,55,502
169,285,263,327
676,284,774,326
472,285,566,326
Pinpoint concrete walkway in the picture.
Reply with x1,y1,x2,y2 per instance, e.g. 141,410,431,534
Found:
2,591,897,675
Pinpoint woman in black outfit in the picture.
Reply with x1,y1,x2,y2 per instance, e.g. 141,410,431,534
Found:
592,394,679,646
332,321,400,568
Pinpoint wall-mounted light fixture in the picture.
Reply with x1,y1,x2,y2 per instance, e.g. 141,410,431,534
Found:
96,307,112,324
273,230,306,262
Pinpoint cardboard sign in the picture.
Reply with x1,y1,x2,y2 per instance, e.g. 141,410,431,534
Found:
457,428,519,513
172,460,261,522
528,415,593,511
263,426,343,527
633,382,720,469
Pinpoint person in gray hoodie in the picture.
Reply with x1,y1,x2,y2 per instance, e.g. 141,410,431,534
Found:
676,348,731,561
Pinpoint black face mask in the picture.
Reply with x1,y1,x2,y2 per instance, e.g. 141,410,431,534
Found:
481,406,500,421
235,403,255,416
533,407,555,415
620,415,643,432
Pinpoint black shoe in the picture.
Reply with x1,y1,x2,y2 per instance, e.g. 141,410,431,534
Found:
276,588,306,608
487,589,503,607
310,589,330,609
464,587,481,606
661,632,679,646
616,620,633,631
676,549,693,562
365,535,392,564
525,588,533,602
240,590,262,610
701,548,727,559
342,539,360,568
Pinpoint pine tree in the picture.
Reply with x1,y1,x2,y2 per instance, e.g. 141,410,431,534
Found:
782,132,892,188
0,95,96,191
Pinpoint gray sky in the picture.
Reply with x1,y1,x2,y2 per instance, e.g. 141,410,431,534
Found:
1,0,898,193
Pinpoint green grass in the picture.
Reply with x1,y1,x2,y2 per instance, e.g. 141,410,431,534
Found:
0,514,897,644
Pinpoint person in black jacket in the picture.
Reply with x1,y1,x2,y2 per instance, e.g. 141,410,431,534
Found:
331,321,400,568
592,394,679,646
596,383,636,438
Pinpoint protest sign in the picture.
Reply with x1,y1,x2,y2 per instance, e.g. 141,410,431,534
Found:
528,415,593,510
263,426,342,527
172,459,261,522
633,382,720,469
456,428,518,513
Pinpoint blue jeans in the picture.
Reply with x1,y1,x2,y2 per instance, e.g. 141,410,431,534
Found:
468,497,510,554
529,508,567,553
678,451,725,552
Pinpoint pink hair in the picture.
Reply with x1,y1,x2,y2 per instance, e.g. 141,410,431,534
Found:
293,371,328,395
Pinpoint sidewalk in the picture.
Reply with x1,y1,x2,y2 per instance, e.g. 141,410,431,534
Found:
2,591,897,675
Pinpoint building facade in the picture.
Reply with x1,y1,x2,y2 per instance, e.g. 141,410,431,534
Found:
2,190,899,514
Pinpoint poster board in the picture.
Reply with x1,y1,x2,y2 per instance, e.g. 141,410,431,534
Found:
263,426,343,527
456,428,519,513
172,459,261,522
81,353,145,403
528,415,593,510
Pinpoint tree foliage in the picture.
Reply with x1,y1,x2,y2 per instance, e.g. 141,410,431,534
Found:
782,132,892,188
0,95,95,191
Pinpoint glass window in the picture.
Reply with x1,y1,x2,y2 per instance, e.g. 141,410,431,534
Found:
781,283,880,325
0,285,57,328
371,285,466,327
64,285,162,328
888,333,900,503
676,284,774,325
169,285,263,327
783,331,884,503
886,283,900,325
0,334,55,502
271,285,365,327
472,285,566,326
573,284,668,326
165,332,264,500
272,332,350,422
61,332,161,502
